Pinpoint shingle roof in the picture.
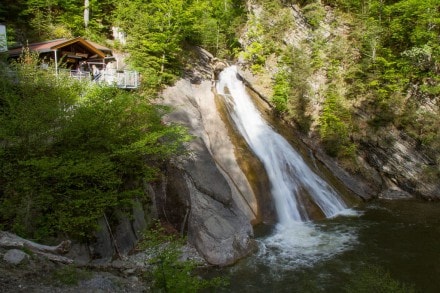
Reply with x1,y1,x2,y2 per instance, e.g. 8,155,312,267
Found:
86,40,112,54
8,37,109,58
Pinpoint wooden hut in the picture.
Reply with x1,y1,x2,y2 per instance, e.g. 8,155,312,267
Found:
7,37,139,89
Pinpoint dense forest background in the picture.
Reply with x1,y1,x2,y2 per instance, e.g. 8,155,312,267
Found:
1,0,439,241
242,0,439,181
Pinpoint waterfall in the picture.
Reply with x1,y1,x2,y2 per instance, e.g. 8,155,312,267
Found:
216,66,348,226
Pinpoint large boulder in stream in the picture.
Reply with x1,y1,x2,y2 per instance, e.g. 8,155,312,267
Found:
158,48,259,265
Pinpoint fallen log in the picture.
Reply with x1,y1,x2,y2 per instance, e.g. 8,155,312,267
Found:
36,251,74,264
0,231,73,264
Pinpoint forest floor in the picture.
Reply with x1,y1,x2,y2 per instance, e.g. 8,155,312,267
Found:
0,247,148,293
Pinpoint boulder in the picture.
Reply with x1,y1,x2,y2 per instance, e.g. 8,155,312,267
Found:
3,249,29,265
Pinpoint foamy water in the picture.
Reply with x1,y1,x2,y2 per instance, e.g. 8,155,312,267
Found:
258,220,360,270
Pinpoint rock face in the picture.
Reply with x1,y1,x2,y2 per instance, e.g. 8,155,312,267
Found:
68,198,152,264
158,48,258,265
360,130,440,200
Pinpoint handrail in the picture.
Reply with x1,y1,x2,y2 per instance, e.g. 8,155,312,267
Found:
58,69,91,80
57,68,140,89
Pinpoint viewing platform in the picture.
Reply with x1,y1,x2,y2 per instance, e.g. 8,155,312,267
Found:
61,68,140,89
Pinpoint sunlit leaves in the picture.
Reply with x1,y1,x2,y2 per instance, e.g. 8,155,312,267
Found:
0,55,190,240
319,90,354,158
114,0,244,86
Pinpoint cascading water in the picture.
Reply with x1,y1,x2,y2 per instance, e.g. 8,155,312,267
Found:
216,66,348,225
216,66,358,269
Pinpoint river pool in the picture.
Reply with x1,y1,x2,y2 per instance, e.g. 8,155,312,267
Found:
207,199,440,293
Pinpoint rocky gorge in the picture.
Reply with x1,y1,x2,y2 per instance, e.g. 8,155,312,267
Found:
23,2,440,267
1,1,439,291
152,0,440,265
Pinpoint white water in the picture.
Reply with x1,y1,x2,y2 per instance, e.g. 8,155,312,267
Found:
257,222,357,270
216,66,349,225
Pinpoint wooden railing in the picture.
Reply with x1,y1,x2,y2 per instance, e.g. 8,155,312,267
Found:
59,69,91,81
99,70,140,89
58,69,140,89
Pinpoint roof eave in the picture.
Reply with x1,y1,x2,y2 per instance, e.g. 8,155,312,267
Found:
51,37,106,58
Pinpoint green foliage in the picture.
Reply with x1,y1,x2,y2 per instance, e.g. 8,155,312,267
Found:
114,0,244,86
383,0,440,52
52,265,92,285
241,41,266,73
310,36,327,71
344,265,415,293
113,0,194,86
0,52,190,241
195,0,245,58
322,0,364,13
329,0,439,161
241,1,299,72
419,76,440,96
272,70,290,113
3,0,116,43
274,45,313,133
401,45,435,72
397,98,440,156
139,222,227,293
252,0,438,167
4,0,245,87
319,89,355,158
239,15,268,73
302,1,326,29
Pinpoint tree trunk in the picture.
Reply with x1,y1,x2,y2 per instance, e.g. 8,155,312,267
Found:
84,0,90,28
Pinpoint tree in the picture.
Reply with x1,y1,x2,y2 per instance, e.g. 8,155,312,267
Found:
114,0,197,85
114,0,245,86
84,0,89,28
0,53,190,240
200,0,245,56
319,88,355,158
2,0,116,42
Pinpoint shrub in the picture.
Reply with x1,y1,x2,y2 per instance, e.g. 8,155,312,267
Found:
139,222,227,293
345,265,415,293
303,2,326,29
272,70,290,113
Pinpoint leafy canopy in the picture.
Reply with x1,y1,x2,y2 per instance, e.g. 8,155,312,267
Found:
113,0,245,87
0,53,190,240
